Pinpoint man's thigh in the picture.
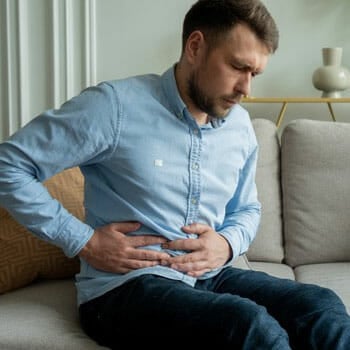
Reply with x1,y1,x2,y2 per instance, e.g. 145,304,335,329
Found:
207,267,348,335
79,273,288,348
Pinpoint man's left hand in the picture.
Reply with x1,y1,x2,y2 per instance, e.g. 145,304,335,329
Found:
161,223,232,277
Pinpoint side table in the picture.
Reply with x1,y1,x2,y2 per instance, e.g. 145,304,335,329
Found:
241,97,350,128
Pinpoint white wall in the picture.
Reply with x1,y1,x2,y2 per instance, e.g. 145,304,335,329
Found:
1,0,350,141
0,0,95,141
247,0,350,129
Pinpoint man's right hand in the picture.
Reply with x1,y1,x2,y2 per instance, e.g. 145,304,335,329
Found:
78,222,171,274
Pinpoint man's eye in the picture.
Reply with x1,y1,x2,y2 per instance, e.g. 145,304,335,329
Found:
231,63,260,78
232,64,244,72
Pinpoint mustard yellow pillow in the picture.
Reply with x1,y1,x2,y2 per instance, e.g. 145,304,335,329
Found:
0,167,84,294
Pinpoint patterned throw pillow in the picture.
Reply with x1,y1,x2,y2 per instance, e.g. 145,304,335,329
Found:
0,167,84,294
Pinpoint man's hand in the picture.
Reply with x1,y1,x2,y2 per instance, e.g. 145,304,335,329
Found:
161,223,232,277
79,222,171,274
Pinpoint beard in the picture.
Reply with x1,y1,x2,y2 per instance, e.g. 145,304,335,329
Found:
187,71,233,119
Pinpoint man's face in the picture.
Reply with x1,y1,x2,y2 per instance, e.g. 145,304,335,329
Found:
187,23,270,119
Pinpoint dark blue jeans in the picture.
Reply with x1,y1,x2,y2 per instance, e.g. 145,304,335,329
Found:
79,267,350,349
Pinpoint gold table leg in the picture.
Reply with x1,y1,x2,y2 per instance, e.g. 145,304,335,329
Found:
327,102,336,122
276,102,288,128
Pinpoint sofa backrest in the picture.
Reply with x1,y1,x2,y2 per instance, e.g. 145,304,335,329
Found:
249,118,284,263
281,119,350,267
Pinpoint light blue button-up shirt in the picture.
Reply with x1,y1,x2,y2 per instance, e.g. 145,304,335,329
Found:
0,66,261,305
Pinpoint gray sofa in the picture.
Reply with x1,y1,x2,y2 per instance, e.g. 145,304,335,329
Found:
1,118,350,349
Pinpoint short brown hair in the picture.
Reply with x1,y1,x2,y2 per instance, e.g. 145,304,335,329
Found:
182,0,279,53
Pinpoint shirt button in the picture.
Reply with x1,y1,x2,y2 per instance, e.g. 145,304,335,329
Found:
193,129,199,135
191,198,197,204
192,163,199,170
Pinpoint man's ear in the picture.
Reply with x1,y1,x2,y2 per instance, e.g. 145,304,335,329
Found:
184,30,205,64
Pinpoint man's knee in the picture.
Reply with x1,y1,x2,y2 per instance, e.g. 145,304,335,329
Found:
223,300,290,349
297,283,346,313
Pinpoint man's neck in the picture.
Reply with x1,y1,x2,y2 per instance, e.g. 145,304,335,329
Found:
174,62,209,125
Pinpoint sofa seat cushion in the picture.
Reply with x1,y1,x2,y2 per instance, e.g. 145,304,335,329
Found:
232,254,251,270
0,279,108,350
295,262,350,313
249,261,295,280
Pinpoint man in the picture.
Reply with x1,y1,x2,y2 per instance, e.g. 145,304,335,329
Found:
0,0,350,348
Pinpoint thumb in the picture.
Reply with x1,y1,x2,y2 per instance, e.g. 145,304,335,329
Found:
181,222,211,235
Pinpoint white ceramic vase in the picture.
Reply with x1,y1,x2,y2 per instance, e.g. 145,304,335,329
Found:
312,47,350,98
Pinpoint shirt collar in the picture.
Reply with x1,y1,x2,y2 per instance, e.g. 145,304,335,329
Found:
161,64,186,121
161,65,226,129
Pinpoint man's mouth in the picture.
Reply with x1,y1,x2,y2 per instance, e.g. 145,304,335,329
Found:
223,97,239,106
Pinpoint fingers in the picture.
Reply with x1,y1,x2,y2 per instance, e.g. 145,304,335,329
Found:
102,257,165,274
163,254,211,277
81,221,174,274
115,247,172,272
164,250,202,267
89,221,218,277
162,239,201,253
181,222,212,235
161,222,215,251
161,223,224,277
128,247,171,262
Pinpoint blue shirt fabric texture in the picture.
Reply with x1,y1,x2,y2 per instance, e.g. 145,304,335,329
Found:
0,66,261,305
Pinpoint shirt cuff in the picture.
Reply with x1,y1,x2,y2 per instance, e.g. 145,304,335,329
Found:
218,228,243,262
54,215,95,257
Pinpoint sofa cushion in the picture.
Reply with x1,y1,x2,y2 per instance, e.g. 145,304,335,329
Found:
249,118,284,263
282,119,350,267
249,261,295,281
0,279,108,349
295,262,350,313
0,167,83,294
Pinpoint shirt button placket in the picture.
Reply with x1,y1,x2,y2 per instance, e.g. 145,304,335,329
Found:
187,126,201,225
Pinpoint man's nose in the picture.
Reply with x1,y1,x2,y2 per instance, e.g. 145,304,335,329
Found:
236,72,251,97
